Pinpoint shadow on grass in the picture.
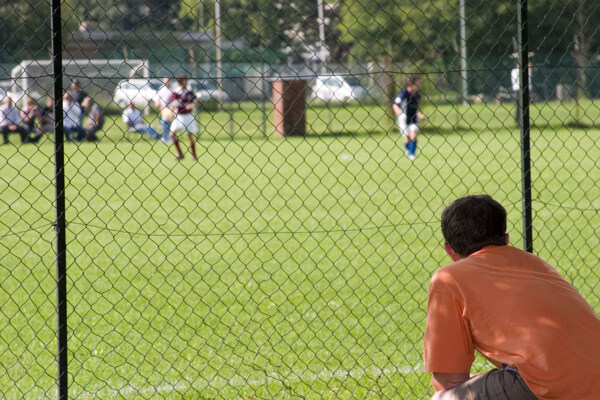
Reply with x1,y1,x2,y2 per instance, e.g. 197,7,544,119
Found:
196,129,389,142
304,129,388,138
562,120,599,130
179,117,599,143
420,125,476,136
418,118,599,136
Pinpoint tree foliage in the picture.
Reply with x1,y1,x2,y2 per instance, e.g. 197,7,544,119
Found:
178,0,325,60
0,0,52,63
2,0,600,65
338,0,600,62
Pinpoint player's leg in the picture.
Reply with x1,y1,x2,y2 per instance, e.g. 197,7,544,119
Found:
407,124,419,160
159,114,172,143
184,114,199,160
170,117,185,159
187,132,197,160
398,115,410,156
170,129,183,160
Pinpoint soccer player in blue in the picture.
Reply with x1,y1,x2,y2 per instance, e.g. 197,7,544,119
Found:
393,74,427,160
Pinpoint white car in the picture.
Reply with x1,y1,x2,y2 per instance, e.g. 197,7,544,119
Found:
170,80,229,102
311,75,368,103
113,79,162,107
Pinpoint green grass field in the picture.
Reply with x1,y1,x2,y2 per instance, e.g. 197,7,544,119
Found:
0,99,599,399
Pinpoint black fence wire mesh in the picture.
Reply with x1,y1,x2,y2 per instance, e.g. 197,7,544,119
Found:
1,0,599,398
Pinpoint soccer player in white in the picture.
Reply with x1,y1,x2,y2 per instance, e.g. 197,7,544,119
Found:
169,75,202,160
155,77,174,143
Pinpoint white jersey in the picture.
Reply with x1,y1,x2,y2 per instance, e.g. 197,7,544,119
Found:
511,66,532,92
511,68,520,92
156,86,173,109
122,107,144,126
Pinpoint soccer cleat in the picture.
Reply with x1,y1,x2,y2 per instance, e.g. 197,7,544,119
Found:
408,154,416,161
405,149,410,157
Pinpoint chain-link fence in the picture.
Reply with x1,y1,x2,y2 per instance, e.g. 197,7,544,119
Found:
1,0,599,399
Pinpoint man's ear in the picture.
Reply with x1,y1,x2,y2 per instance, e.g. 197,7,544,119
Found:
444,242,461,262
504,233,509,245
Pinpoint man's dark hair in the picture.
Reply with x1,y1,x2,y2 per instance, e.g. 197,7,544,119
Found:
176,75,188,86
408,74,421,84
441,195,507,258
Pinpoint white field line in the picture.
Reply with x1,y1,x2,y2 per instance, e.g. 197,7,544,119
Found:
73,364,422,399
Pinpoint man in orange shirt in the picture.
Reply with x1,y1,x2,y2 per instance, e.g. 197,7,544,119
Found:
424,195,600,400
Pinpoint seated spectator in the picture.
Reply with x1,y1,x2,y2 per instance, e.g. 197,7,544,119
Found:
1,95,30,144
425,195,600,400
69,79,88,106
81,96,104,142
39,96,54,134
62,92,85,141
21,97,41,135
122,102,160,140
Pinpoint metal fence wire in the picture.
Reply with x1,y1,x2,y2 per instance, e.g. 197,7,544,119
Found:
1,0,599,398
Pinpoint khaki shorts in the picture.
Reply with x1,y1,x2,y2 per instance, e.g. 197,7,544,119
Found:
433,368,538,400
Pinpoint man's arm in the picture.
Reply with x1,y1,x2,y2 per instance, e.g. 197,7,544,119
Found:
392,103,402,117
431,372,470,392
424,280,475,394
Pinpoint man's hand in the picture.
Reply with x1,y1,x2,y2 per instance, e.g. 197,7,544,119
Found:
431,372,470,392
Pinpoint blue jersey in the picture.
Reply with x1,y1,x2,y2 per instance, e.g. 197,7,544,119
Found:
394,87,421,125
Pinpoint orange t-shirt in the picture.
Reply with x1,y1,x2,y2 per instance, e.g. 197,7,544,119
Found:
424,245,600,400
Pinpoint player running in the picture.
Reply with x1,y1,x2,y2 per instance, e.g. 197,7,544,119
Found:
169,75,202,160
393,74,427,160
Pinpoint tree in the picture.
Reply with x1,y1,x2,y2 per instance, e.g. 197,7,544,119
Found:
0,0,52,63
64,0,179,31
178,0,332,63
337,0,459,62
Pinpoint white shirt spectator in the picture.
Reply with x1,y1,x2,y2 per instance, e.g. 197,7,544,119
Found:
511,68,520,92
156,85,173,110
511,64,533,92
0,102,21,127
63,100,82,129
121,105,160,139
122,106,145,127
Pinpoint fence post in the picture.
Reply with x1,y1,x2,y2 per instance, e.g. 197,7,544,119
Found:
518,0,533,253
51,0,68,398
385,43,395,131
